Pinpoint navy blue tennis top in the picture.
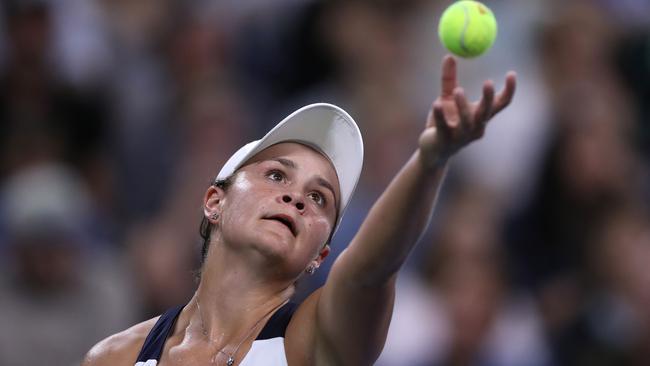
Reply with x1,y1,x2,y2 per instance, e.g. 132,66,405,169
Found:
134,302,298,366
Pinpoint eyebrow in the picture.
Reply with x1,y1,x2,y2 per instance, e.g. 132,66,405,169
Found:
269,158,338,205
272,158,297,170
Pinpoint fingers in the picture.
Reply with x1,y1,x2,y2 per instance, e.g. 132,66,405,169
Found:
440,55,458,98
475,80,495,123
431,65,516,145
432,101,449,134
454,87,472,132
492,71,517,115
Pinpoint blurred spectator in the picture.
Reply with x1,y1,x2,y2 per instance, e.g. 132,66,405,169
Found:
548,203,650,366
100,0,177,225
503,2,650,364
506,84,641,289
0,0,113,223
0,164,137,366
541,202,650,366
615,30,650,161
504,82,645,366
586,204,650,364
537,1,622,100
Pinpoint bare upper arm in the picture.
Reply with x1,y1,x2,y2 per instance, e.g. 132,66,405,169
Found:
286,249,397,366
82,317,159,366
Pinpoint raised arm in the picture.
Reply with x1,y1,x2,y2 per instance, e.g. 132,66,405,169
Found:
312,56,517,364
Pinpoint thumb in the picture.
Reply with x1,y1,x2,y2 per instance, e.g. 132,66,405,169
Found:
418,126,438,156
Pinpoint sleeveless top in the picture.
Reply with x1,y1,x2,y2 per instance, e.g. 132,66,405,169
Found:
134,302,298,366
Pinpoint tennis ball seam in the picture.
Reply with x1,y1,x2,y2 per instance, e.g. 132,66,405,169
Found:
459,2,471,56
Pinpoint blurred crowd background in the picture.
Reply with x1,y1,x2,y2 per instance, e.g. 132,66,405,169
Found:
0,0,648,365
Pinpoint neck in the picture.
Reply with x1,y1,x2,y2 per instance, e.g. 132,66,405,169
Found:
190,240,295,343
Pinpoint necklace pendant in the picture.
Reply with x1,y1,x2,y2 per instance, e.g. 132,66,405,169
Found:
227,356,235,366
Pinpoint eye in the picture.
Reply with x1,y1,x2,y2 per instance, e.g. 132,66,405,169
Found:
266,170,285,183
308,192,326,206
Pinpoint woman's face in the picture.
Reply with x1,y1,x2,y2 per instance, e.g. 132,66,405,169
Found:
213,142,340,278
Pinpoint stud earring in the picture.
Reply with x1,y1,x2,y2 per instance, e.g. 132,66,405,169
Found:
306,264,316,275
210,213,219,220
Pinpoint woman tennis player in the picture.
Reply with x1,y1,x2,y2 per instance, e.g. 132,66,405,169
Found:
83,56,516,366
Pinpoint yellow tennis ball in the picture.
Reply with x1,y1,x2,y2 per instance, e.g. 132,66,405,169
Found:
438,0,497,58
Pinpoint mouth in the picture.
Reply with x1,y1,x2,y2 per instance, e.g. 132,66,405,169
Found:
263,214,297,237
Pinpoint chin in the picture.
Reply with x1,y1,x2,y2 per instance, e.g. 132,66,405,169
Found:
248,227,296,262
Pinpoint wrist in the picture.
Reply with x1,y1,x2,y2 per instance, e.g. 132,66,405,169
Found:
416,148,450,174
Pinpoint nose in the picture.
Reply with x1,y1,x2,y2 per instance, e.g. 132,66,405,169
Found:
282,194,305,212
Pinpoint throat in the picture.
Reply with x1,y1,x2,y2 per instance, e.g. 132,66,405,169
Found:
192,270,294,340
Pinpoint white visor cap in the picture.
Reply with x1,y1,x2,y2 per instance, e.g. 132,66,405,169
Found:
216,103,364,232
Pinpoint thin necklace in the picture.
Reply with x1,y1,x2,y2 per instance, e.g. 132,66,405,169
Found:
196,297,287,366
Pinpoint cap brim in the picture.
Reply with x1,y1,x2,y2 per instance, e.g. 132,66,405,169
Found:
217,103,364,227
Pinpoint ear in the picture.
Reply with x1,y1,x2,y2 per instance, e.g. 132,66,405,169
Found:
204,184,225,223
313,244,331,269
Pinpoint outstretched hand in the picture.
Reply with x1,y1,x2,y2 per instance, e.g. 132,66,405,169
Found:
418,55,517,167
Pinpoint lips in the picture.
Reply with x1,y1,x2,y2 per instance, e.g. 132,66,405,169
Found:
263,214,297,236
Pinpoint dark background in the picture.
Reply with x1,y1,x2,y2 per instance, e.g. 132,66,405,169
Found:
0,0,648,365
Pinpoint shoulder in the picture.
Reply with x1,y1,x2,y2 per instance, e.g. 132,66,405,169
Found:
82,316,160,366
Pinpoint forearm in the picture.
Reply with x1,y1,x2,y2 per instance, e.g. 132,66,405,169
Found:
341,148,448,284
